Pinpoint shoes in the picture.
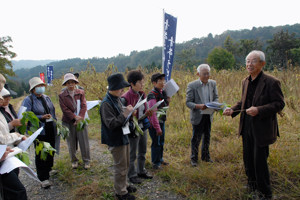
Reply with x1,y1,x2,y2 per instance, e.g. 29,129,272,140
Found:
191,160,198,167
49,169,58,176
203,159,213,163
152,165,161,170
129,176,142,184
41,180,52,189
84,163,90,169
161,161,169,165
138,173,153,179
72,162,78,169
127,185,137,193
116,193,136,200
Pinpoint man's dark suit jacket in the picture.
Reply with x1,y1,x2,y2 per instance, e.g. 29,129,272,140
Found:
231,71,285,147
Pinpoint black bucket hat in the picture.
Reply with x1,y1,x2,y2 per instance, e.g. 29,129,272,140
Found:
107,73,130,91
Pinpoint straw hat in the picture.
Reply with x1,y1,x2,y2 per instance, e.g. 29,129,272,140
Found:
0,73,6,90
0,88,10,98
62,73,79,86
29,77,46,92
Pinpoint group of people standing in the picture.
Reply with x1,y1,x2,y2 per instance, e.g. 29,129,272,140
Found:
0,50,285,200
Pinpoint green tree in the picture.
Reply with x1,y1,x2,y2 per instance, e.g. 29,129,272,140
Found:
0,36,16,76
207,47,235,70
224,36,239,55
290,47,300,65
238,39,263,61
175,48,200,69
266,30,300,68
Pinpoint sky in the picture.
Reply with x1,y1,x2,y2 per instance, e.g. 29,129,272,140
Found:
1,0,299,60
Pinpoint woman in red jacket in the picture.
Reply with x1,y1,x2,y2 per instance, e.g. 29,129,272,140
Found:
59,73,90,170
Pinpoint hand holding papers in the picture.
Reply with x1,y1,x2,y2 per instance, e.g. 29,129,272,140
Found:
17,127,43,151
200,102,224,115
163,79,179,97
123,97,147,126
138,100,164,120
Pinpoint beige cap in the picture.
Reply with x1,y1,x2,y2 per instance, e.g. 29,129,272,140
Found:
62,73,79,86
0,88,10,97
29,77,46,92
0,74,6,90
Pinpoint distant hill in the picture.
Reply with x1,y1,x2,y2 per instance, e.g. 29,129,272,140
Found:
14,23,300,82
12,60,56,71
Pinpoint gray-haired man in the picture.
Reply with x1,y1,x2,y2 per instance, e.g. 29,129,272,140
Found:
186,64,219,166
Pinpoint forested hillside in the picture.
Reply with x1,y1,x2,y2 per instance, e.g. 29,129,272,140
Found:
13,23,300,83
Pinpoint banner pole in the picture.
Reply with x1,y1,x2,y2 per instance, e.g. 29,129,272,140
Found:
162,9,165,74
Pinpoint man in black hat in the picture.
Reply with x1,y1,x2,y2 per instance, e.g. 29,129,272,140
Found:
100,73,136,200
147,73,170,169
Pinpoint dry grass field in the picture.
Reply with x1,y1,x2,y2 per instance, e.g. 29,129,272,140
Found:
12,66,300,199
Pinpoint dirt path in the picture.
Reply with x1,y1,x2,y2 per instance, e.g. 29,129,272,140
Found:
19,139,185,200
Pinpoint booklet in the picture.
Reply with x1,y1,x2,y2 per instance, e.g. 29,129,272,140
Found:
123,97,147,126
138,100,164,120
200,102,224,115
17,106,27,119
163,79,179,97
0,156,41,182
17,127,44,151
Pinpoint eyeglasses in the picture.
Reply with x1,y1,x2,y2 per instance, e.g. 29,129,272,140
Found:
246,59,260,65
200,72,210,77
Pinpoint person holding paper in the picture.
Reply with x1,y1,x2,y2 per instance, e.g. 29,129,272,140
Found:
121,70,153,184
0,88,22,133
59,73,91,170
22,77,58,188
223,50,285,199
186,64,219,166
147,73,170,170
0,74,27,199
100,73,136,200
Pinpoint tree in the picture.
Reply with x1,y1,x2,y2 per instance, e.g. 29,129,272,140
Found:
266,30,300,68
238,39,263,60
224,36,239,55
0,36,16,76
175,48,200,69
207,47,235,70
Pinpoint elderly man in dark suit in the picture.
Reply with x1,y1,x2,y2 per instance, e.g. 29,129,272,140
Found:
224,50,285,200
186,64,219,167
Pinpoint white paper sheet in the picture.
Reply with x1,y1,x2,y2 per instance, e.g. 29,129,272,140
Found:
0,156,41,182
86,100,101,110
123,98,147,125
138,100,164,120
17,127,43,151
76,100,80,115
6,147,23,159
17,106,27,119
205,102,223,109
0,144,7,159
163,79,179,97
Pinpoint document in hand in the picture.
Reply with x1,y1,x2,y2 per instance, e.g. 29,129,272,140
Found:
138,100,164,120
17,106,27,119
17,127,44,151
205,102,224,110
123,97,147,126
0,156,41,182
163,79,179,97
200,102,224,115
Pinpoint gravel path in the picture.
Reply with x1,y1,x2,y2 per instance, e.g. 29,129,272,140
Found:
19,139,185,200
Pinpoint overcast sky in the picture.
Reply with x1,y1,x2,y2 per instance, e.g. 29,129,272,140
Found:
1,0,299,60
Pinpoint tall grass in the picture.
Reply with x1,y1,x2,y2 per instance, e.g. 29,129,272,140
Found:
14,66,298,199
